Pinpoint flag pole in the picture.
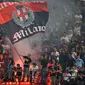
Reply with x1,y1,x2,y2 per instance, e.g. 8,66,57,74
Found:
12,45,24,64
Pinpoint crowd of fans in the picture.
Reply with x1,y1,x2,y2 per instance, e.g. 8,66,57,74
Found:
0,0,85,85
0,28,85,85
0,33,85,85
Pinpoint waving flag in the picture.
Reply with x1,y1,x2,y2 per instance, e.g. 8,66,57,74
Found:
0,2,49,44
0,2,49,65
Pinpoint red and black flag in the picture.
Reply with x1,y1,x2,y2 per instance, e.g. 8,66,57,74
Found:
0,2,49,44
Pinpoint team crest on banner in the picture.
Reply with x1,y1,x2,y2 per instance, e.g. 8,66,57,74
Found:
12,5,35,28
0,2,49,44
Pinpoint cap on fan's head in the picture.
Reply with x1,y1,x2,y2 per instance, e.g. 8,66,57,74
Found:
32,63,36,66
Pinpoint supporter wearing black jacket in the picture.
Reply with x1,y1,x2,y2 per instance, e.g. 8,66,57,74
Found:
23,55,32,76
59,50,69,72
40,55,48,85
67,53,76,68
16,64,22,82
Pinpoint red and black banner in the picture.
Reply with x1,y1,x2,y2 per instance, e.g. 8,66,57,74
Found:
0,2,49,44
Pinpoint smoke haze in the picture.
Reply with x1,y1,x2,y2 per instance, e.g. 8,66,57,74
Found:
4,0,79,65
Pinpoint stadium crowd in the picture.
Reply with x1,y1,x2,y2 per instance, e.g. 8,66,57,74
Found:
0,19,85,85
0,0,85,85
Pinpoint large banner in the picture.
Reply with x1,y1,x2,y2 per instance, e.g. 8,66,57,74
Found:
0,2,49,44
0,2,49,65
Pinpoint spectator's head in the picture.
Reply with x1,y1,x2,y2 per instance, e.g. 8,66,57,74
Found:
56,62,60,66
54,47,57,51
17,64,20,67
43,54,48,59
76,53,80,59
23,56,28,61
63,32,67,37
32,63,37,68
45,47,48,52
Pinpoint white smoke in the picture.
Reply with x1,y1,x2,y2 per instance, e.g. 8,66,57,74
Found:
5,0,79,65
